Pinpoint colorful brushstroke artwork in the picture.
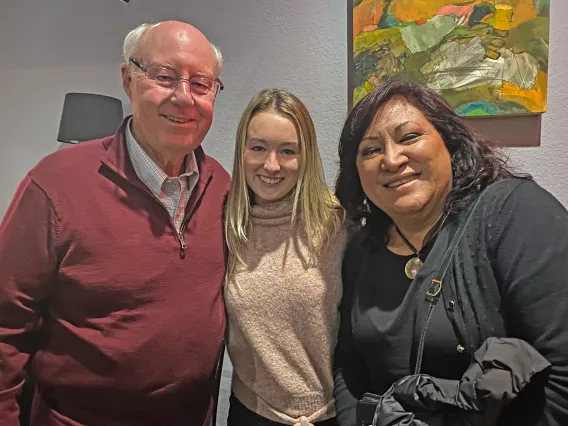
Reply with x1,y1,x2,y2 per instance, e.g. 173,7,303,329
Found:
351,0,550,116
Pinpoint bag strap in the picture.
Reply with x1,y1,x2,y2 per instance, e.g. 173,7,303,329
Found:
413,189,488,374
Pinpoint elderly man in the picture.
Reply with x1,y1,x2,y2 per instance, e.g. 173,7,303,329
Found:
0,21,229,426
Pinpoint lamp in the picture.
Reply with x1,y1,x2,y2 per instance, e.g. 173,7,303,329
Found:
57,93,124,144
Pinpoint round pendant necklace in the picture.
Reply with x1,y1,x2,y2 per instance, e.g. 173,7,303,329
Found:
394,224,423,280
394,213,449,280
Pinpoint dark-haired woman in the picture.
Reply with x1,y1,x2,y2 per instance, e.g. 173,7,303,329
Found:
333,80,568,426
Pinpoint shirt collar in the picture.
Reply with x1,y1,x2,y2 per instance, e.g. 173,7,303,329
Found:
125,117,199,198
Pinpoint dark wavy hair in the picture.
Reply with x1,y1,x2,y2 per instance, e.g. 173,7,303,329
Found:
335,79,531,235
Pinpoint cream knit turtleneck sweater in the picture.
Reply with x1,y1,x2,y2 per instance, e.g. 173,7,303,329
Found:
225,198,346,426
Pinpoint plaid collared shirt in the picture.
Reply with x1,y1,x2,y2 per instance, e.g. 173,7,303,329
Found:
125,118,199,232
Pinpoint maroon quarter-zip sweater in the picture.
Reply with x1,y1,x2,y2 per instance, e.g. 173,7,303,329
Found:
0,119,230,426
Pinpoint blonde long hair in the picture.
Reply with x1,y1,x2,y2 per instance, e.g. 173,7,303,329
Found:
225,88,344,275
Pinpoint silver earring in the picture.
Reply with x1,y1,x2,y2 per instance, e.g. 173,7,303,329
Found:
361,196,369,227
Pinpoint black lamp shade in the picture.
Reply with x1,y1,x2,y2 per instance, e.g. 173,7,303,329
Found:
57,93,124,143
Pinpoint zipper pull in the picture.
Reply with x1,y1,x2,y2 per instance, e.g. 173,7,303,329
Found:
178,231,187,250
178,231,187,259
178,232,187,259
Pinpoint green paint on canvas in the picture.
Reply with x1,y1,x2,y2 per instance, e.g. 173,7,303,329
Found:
400,15,460,53
353,26,407,57
506,18,549,69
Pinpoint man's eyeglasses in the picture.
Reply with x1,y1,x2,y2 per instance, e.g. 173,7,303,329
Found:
129,58,224,97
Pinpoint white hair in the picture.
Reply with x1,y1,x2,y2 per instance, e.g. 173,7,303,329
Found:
122,22,224,76
210,42,223,77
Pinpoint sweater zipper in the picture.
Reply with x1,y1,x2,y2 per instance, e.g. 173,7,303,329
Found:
177,175,213,258
101,163,191,255
177,225,187,258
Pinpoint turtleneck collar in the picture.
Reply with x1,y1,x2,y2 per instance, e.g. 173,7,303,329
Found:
250,197,294,226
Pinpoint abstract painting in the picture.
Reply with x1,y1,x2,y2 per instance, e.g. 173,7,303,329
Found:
351,0,550,116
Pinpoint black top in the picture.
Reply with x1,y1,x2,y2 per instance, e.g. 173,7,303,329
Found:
354,244,469,396
334,180,568,426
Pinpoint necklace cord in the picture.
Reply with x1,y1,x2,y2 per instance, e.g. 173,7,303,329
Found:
393,211,450,258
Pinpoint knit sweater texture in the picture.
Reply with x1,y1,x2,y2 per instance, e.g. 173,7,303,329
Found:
225,198,346,426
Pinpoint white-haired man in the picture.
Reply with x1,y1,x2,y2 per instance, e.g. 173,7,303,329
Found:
0,21,229,426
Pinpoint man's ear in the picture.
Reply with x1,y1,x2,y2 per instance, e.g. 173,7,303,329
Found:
121,64,133,100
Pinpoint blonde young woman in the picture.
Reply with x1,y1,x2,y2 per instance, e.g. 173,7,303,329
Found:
224,88,346,426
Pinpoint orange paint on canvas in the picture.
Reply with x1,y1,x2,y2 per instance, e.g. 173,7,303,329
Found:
437,4,475,20
510,2,537,27
353,0,385,38
500,71,548,112
391,0,479,23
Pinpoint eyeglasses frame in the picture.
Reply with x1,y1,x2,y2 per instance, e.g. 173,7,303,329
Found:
128,57,224,96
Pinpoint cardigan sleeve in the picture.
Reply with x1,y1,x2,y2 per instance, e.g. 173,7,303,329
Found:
333,231,370,426
488,181,568,425
0,175,58,425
